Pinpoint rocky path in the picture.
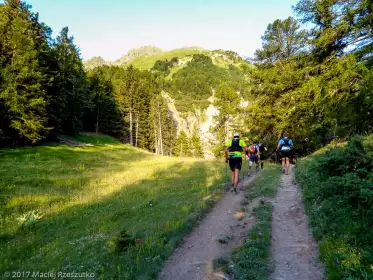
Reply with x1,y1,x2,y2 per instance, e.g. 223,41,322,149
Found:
158,174,260,280
159,165,325,280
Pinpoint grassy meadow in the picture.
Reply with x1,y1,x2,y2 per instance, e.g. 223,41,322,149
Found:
0,134,230,279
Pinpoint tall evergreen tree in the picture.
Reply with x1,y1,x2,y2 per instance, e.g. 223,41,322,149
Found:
255,17,308,64
212,82,241,156
0,0,51,143
173,131,191,157
50,27,91,134
86,66,122,136
295,0,373,62
190,130,204,157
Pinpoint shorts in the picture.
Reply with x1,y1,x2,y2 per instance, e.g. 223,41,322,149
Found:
281,150,292,159
229,157,242,171
249,154,258,162
258,153,266,160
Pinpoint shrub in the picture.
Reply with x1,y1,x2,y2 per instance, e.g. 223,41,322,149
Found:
296,135,373,279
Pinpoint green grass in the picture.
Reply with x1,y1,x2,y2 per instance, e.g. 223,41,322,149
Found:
127,47,208,70
295,135,373,280
126,47,247,72
247,164,281,199
0,135,227,279
62,133,121,145
231,202,273,280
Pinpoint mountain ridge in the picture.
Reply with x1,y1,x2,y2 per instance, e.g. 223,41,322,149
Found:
83,46,246,70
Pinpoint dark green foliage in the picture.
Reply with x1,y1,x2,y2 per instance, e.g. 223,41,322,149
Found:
248,9,373,154
295,0,373,62
0,0,51,143
151,57,178,76
170,54,245,113
172,130,204,157
85,65,177,155
107,229,136,253
190,132,204,157
211,82,241,157
86,66,123,136
49,27,92,135
296,135,373,279
255,17,308,64
173,131,191,157
0,1,178,154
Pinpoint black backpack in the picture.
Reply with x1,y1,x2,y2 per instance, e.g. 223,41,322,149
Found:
280,138,291,149
229,138,243,153
258,143,265,153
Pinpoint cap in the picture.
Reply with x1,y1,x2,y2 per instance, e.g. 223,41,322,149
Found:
233,132,240,137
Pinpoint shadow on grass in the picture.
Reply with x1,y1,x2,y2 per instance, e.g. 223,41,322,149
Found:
1,158,226,280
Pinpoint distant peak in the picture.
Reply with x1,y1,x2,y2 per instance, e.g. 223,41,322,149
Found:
114,46,163,64
124,46,163,56
83,56,108,69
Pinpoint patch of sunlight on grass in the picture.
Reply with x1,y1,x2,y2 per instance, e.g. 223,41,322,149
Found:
0,136,226,279
50,157,185,214
5,195,59,209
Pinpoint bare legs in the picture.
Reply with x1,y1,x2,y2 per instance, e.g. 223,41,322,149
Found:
281,157,291,175
234,169,240,188
231,169,240,192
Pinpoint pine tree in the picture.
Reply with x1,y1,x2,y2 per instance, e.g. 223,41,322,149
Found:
114,65,140,144
0,0,51,143
86,66,122,136
50,27,91,134
190,130,204,157
212,82,240,156
173,131,191,157
254,17,308,64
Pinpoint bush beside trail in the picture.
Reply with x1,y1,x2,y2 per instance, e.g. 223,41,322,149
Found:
296,135,373,280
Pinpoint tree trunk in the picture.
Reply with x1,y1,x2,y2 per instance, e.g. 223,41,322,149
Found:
154,119,158,155
224,117,228,143
129,108,133,145
135,114,139,147
157,99,163,156
96,106,99,134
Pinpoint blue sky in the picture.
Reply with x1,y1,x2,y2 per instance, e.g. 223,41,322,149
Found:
8,0,299,61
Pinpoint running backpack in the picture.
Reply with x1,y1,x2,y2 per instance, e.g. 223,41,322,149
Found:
280,138,291,149
249,145,256,154
229,139,242,153
258,143,265,153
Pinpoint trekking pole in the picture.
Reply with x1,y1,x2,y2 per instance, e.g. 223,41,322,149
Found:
225,160,228,187
240,156,245,189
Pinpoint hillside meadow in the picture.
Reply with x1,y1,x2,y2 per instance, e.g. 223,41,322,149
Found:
0,134,235,279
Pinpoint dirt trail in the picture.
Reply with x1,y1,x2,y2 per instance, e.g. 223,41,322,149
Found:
269,166,325,280
158,173,261,280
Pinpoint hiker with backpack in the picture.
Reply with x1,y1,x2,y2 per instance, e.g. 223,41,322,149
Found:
225,132,248,194
276,132,294,175
257,140,268,170
247,143,259,176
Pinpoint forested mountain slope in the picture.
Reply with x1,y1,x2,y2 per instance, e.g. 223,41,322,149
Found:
1,0,372,160
84,48,252,157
